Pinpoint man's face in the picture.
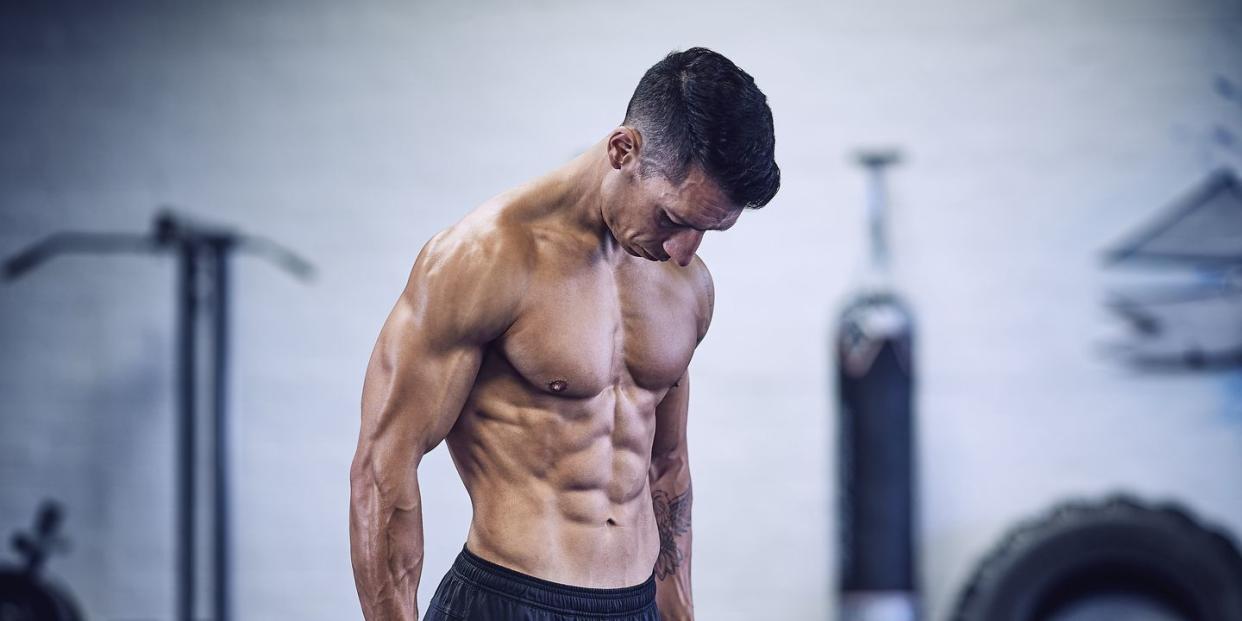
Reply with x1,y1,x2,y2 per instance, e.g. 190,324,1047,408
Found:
607,164,742,267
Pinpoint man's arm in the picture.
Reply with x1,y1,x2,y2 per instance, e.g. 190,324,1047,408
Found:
649,256,713,620
349,228,526,620
649,371,694,621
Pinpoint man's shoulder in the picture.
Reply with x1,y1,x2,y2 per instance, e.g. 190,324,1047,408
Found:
420,201,536,276
683,255,714,305
403,205,534,346
677,255,715,342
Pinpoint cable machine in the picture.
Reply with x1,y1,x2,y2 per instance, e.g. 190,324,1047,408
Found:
4,210,314,621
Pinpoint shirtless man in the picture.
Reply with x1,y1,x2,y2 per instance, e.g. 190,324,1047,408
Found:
350,47,780,621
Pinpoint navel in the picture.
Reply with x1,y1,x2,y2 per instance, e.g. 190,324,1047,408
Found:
548,379,568,393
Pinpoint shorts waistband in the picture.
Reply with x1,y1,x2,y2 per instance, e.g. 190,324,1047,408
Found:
452,545,656,616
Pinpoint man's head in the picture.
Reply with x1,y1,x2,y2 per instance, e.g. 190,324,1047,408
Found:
601,47,780,267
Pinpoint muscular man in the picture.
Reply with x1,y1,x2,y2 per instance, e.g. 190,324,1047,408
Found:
350,47,779,621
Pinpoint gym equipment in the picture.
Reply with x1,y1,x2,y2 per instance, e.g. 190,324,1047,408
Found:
1107,168,1242,266
1104,169,1242,368
0,500,84,621
835,150,920,621
952,495,1242,621
3,210,313,621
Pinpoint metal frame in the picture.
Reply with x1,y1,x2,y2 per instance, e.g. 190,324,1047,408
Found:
4,210,312,621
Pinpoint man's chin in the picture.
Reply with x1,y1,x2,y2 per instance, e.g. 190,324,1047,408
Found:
623,241,666,262
623,242,648,259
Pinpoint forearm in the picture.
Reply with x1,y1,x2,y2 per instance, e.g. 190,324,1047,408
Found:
650,456,693,621
350,462,425,621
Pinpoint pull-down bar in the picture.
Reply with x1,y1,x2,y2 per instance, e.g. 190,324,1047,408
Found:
4,210,313,621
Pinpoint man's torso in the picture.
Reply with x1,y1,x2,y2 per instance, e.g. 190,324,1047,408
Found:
439,198,708,588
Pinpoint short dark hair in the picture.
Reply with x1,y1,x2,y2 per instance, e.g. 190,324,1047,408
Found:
623,47,780,209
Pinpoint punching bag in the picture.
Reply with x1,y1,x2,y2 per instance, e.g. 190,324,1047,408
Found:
836,151,919,621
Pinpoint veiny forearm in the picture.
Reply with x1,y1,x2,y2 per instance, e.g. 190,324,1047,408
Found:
650,455,693,621
350,460,425,621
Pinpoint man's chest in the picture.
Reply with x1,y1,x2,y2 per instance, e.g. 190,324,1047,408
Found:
495,263,701,399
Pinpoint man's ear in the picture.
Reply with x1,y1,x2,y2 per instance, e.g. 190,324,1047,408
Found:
606,127,642,170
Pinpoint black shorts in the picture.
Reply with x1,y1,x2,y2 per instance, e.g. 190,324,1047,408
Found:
424,545,661,620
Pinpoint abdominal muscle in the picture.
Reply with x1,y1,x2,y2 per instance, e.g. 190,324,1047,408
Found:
444,383,663,588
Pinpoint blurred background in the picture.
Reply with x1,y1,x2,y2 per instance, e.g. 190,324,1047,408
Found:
1,1,1240,620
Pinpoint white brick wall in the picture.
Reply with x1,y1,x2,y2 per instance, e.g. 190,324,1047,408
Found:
1,1,1239,620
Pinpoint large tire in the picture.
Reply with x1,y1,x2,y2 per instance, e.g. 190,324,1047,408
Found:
952,495,1242,621
0,570,84,621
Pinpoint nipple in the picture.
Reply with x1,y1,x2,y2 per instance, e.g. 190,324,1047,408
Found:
548,379,568,393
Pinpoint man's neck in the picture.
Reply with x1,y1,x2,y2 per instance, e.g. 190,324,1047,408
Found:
531,138,625,260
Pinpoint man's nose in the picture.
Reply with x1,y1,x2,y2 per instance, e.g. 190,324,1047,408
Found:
663,229,704,267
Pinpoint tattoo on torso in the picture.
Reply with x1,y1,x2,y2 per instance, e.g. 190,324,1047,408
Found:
652,488,692,580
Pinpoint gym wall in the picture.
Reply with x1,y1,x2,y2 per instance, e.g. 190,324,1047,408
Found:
1,1,1239,620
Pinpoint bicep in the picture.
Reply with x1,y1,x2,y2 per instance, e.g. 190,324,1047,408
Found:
358,293,483,473
354,232,524,483
651,371,690,463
